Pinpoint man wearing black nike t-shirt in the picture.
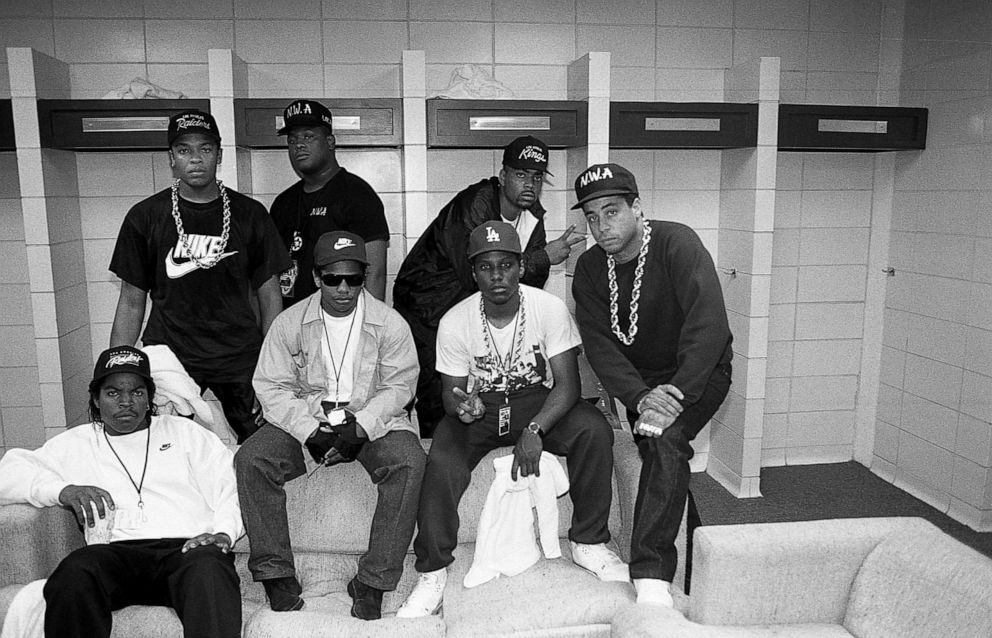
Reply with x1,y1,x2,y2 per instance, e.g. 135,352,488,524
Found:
109,110,291,443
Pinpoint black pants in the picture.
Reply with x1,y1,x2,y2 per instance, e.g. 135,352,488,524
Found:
413,386,614,572
628,364,731,582
190,372,260,444
394,307,444,438
43,538,240,638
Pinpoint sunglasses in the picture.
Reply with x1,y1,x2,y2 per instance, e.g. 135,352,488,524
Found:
320,273,365,287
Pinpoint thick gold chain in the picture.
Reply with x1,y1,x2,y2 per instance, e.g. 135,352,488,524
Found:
170,179,231,270
607,220,651,346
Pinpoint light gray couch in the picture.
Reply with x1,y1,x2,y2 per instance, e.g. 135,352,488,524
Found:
1,430,685,638
612,517,992,638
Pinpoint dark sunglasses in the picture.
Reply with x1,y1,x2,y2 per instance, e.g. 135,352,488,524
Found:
320,273,365,287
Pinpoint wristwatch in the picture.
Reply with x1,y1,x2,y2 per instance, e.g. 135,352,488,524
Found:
526,421,544,438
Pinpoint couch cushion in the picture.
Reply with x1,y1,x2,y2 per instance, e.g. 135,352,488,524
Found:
612,604,853,638
844,527,992,638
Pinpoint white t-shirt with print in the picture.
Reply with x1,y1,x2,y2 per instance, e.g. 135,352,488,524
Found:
436,284,580,393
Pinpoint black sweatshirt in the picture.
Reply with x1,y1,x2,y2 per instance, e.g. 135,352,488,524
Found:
573,220,733,410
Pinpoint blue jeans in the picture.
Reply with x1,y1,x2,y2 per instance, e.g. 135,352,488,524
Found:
234,424,425,590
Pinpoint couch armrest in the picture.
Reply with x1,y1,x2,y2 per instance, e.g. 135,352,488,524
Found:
0,504,82,587
688,517,933,626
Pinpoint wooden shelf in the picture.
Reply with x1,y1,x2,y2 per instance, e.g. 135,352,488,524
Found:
36,99,211,151
610,102,758,149
234,98,403,148
778,104,928,152
427,99,587,148
0,100,13,152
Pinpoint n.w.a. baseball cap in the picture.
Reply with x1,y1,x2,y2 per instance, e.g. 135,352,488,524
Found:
571,163,639,209
314,231,369,267
278,99,334,135
502,136,552,175
167,110,221,146
92,346,153,385
467,221,522,260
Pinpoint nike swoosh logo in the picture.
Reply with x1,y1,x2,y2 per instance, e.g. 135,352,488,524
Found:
159,443,172,451
165,251,238,279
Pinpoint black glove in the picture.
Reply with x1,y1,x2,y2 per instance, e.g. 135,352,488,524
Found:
304,412,366,466
305,422,338,464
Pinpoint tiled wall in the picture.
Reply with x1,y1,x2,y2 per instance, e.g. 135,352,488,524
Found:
764,152,876,466
873,0,992,530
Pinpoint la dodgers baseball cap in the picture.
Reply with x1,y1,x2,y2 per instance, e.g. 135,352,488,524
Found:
571,163,639,209
167,110,221,146
92,346,153,385
314,231,369,267
502,136,552,175
467,221,522,260
278,99,334,135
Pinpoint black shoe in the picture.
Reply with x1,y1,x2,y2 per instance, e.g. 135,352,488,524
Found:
262,576,304,612
347,576,384,620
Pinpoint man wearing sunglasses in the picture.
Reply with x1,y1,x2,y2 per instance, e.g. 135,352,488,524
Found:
235,231,425,620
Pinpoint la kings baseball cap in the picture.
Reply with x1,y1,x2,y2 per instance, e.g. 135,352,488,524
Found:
278,99,334,135
314,231,369,267
502,136,552,175
467,220,522,260
571,163,639,209
92,345,153,385
167,110,221,146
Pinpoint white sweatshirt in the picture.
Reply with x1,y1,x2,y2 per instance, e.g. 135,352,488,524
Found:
0,415,243,545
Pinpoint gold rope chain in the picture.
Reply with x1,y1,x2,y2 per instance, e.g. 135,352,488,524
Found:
606,220,652,346
170,178,232,270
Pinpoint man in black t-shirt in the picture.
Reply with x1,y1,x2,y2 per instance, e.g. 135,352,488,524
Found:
270,99,389,306
109,110,291,444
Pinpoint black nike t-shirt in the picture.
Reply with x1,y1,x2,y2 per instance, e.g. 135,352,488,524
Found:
270,168,389,306
110,188,292,380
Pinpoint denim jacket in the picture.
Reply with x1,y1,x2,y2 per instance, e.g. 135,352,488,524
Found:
253,290,419,445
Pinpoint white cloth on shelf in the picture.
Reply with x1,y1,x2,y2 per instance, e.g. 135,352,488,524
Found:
142,344,214,427
463,452,569,588
0,579,45,638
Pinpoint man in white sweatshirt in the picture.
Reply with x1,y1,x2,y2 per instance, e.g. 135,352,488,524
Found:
0,345,243,638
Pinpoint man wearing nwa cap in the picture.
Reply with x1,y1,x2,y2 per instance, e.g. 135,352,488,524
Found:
570,163,733,607
109,109,291,444
397,221,623,618
269,99,389,308
393,135,585,437
238,231,424,619
0,344,243,637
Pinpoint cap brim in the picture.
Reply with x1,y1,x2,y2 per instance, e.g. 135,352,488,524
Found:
571,189,638,210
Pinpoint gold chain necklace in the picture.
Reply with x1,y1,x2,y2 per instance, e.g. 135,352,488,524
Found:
607,220,651,346
170,178,231,270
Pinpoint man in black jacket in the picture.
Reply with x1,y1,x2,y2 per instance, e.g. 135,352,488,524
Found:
571,163,733,608
393,136,584,436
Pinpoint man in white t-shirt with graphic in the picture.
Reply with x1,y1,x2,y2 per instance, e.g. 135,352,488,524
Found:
397,221,625,618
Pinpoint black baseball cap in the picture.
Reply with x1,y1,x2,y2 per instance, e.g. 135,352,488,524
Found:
167,110,221,147
467,221,522,260
92,346,153,385
502,136,552,175
314,231,369,267
278,99,334,135
572,163,639,209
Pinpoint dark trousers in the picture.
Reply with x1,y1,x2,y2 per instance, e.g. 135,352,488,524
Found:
413,386,614,573
190,372,260,444
628,364,731,582
394,307,444,438
43,538,240,638
234,424,426,590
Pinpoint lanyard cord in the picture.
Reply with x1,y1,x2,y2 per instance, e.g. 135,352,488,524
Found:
103,425,150,510
321,304,358,403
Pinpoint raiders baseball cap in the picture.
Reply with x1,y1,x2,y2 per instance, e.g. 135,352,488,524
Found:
502,136,552,175
92,346,153,385
467,220,522,260
167,110,221,147
278,99,334,135
571,163,639,209
314,231,369,267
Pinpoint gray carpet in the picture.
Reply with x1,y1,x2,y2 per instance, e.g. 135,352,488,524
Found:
690,461,992,560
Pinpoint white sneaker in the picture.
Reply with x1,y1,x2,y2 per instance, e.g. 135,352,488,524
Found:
634,578,673,607
395,568,446,618
569,541,629,582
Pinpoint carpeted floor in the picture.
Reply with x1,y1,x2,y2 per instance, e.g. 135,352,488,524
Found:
690,461,992,560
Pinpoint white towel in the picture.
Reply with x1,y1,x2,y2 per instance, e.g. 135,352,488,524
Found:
463,452,569,588
142,345,214,427
1,580,45,638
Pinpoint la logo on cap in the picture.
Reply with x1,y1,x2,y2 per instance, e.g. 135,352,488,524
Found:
579,165,614,187
334,237,356,250
486,227,500,242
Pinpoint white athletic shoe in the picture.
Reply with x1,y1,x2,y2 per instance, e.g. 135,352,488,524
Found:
569,541,630,582
633,578,674,607
395,568,446,618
